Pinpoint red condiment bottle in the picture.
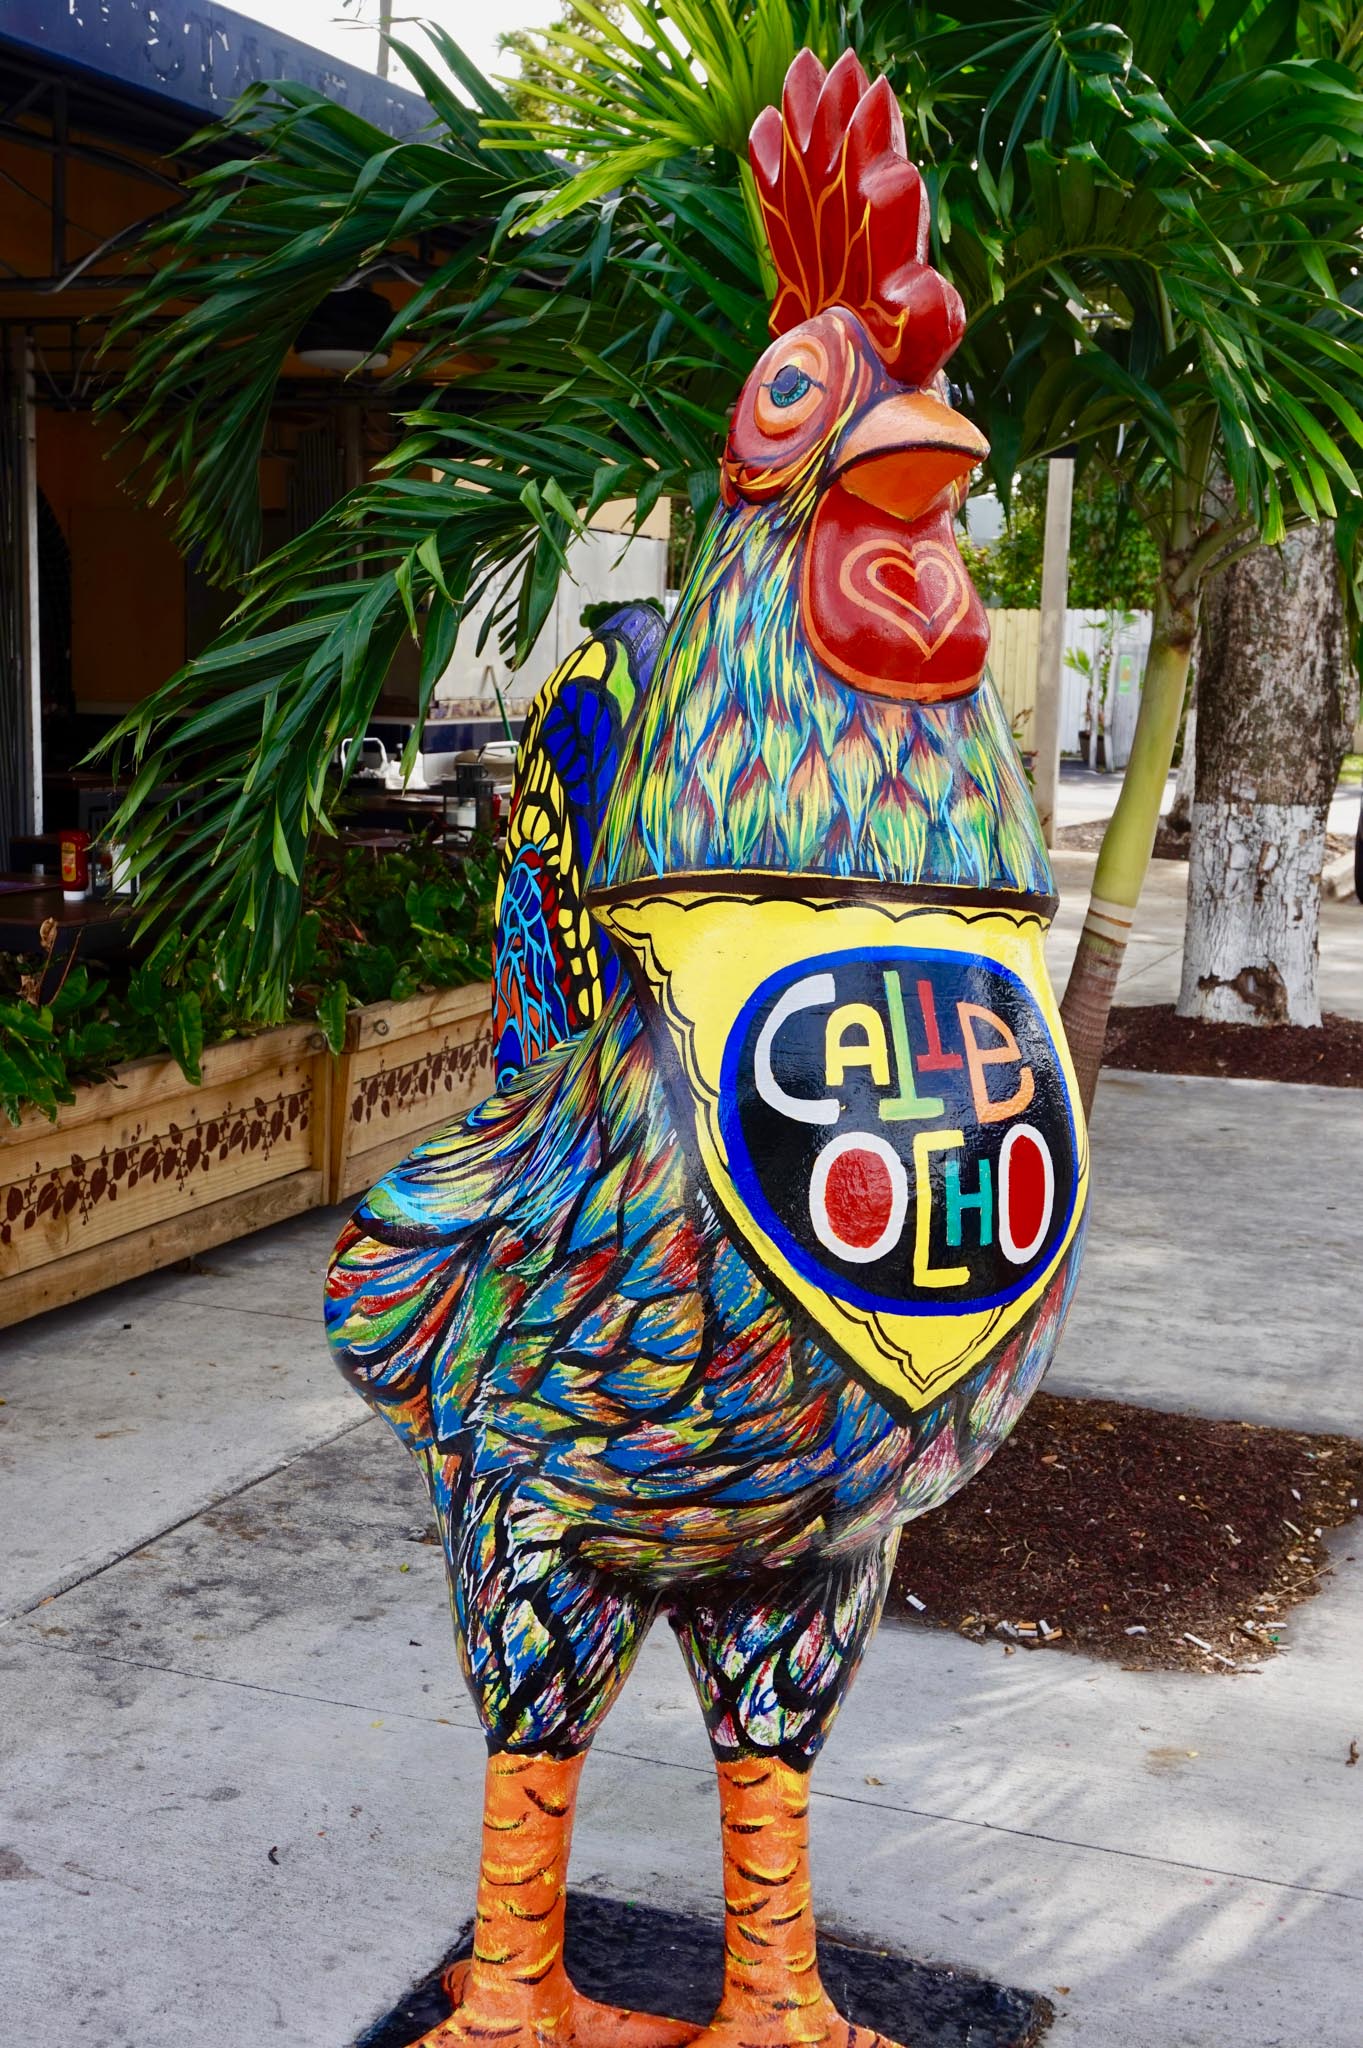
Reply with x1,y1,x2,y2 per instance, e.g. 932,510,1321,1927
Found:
60,829,90,901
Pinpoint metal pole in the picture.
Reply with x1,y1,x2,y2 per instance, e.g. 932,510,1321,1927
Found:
14,333,43,841
375,0,393,80
1032,455,1073,847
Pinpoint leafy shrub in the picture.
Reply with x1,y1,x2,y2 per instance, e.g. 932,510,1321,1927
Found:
0,953,231,1125
0,836,496,1126
962,464,1159,613
297,834,496,1041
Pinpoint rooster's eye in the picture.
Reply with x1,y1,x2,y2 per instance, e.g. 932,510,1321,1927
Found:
751,346,828,438
768,364,815,408
730,313,845,478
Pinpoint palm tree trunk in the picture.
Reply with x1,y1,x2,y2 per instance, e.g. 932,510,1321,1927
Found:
1165,679,1196,834
1176,524,1351,1028
1059,577,1197,1112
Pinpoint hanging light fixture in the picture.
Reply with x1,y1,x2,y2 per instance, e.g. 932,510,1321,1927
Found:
295,286,392,373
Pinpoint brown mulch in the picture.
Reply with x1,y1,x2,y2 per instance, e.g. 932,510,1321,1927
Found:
1054,820,1354,863
1102,1003,1363,1087
1053,818,1141,855
888,1392,1363,1673
1150,823,1192,861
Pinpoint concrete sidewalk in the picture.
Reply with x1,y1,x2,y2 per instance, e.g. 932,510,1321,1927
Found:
4,1405,1360,2048
1045,850,1363,1020
1048,766,1363,1016
1053,764,1361,842
1052,1071,1361,1433
2,1064,1361,2048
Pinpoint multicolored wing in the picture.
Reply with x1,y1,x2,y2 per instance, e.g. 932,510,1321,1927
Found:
492,602,662,1084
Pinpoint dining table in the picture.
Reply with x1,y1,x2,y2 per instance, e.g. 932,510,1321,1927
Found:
0,876,133,994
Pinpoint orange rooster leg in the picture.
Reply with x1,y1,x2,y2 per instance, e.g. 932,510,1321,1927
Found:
416,1751,698,2048
683,1758,906,2048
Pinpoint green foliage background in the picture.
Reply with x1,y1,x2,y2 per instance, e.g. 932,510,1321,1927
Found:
965,467,1160,611
497,1,625,128
0,839,495,1125
67,0,1363,1082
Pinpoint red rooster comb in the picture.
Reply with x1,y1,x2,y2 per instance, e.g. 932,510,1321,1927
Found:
748,49,965,389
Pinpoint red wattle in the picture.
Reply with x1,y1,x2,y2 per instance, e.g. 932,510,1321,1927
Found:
801,487,989,703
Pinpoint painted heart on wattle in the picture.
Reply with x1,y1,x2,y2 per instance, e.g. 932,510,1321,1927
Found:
802,487,990,702
842,537,972,657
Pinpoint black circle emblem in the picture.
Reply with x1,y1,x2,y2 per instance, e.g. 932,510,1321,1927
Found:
718,945,1079,1314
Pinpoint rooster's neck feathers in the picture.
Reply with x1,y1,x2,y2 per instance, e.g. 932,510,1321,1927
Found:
591,496,1050,898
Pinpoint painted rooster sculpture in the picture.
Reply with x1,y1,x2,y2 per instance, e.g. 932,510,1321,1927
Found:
327,49,1088,2048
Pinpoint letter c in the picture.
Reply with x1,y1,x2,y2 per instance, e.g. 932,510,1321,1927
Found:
754,974,839,1125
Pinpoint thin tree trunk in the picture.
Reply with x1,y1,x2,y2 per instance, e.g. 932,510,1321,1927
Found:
1177,524,1351,1027
1165,680,1196,834
1060,576,1197,1113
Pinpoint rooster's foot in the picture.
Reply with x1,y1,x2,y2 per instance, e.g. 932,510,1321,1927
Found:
668,2010,903,2048
410,1959,699,2048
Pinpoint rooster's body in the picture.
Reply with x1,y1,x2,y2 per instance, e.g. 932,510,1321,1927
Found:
327,48,1087,2048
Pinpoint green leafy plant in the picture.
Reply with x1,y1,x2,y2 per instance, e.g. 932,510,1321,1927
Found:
97,21,761,1019
0,838,494,1124
297,834,497,1047
0,993,72,1127
0,951,234,1125
96,1,1363,1116
963,465,1159,611
497,2,628,133
896,1,1363,1100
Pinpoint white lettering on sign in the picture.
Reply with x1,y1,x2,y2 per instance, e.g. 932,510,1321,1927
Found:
754,973,839,1125
731,949,1073,1305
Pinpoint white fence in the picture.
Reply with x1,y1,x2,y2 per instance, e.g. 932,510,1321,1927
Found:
434,524,668,717
989,608,1152,768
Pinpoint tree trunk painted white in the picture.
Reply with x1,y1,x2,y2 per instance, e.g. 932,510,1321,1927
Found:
1178,522,1353,1028
1182,800,1331,1023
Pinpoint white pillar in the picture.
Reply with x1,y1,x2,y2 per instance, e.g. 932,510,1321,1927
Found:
1032,455,1073,847
15,332,42,840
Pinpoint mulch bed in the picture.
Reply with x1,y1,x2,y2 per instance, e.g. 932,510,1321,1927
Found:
358,1896,1054,2048
1053,818,1149,855
1102,1003,1363,1087
888,1392,1363,1675
1054,820,1354,864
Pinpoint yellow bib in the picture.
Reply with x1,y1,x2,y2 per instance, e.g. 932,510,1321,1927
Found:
592,874,1089,1416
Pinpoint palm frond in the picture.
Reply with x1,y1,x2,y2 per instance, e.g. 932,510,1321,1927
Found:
908,0,1363,547
100,41,761,1017
101,41,565,582
485,0,848,222
100,1,1363,1025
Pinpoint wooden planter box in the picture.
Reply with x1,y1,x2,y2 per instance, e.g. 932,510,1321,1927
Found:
0,1022,331,1330
0,983,496,1328
329,982,494,1207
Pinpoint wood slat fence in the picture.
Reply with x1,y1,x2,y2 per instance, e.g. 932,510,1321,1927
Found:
985,608,1152,767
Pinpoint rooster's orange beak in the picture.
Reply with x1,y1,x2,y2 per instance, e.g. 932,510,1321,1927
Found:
829,390,988,524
